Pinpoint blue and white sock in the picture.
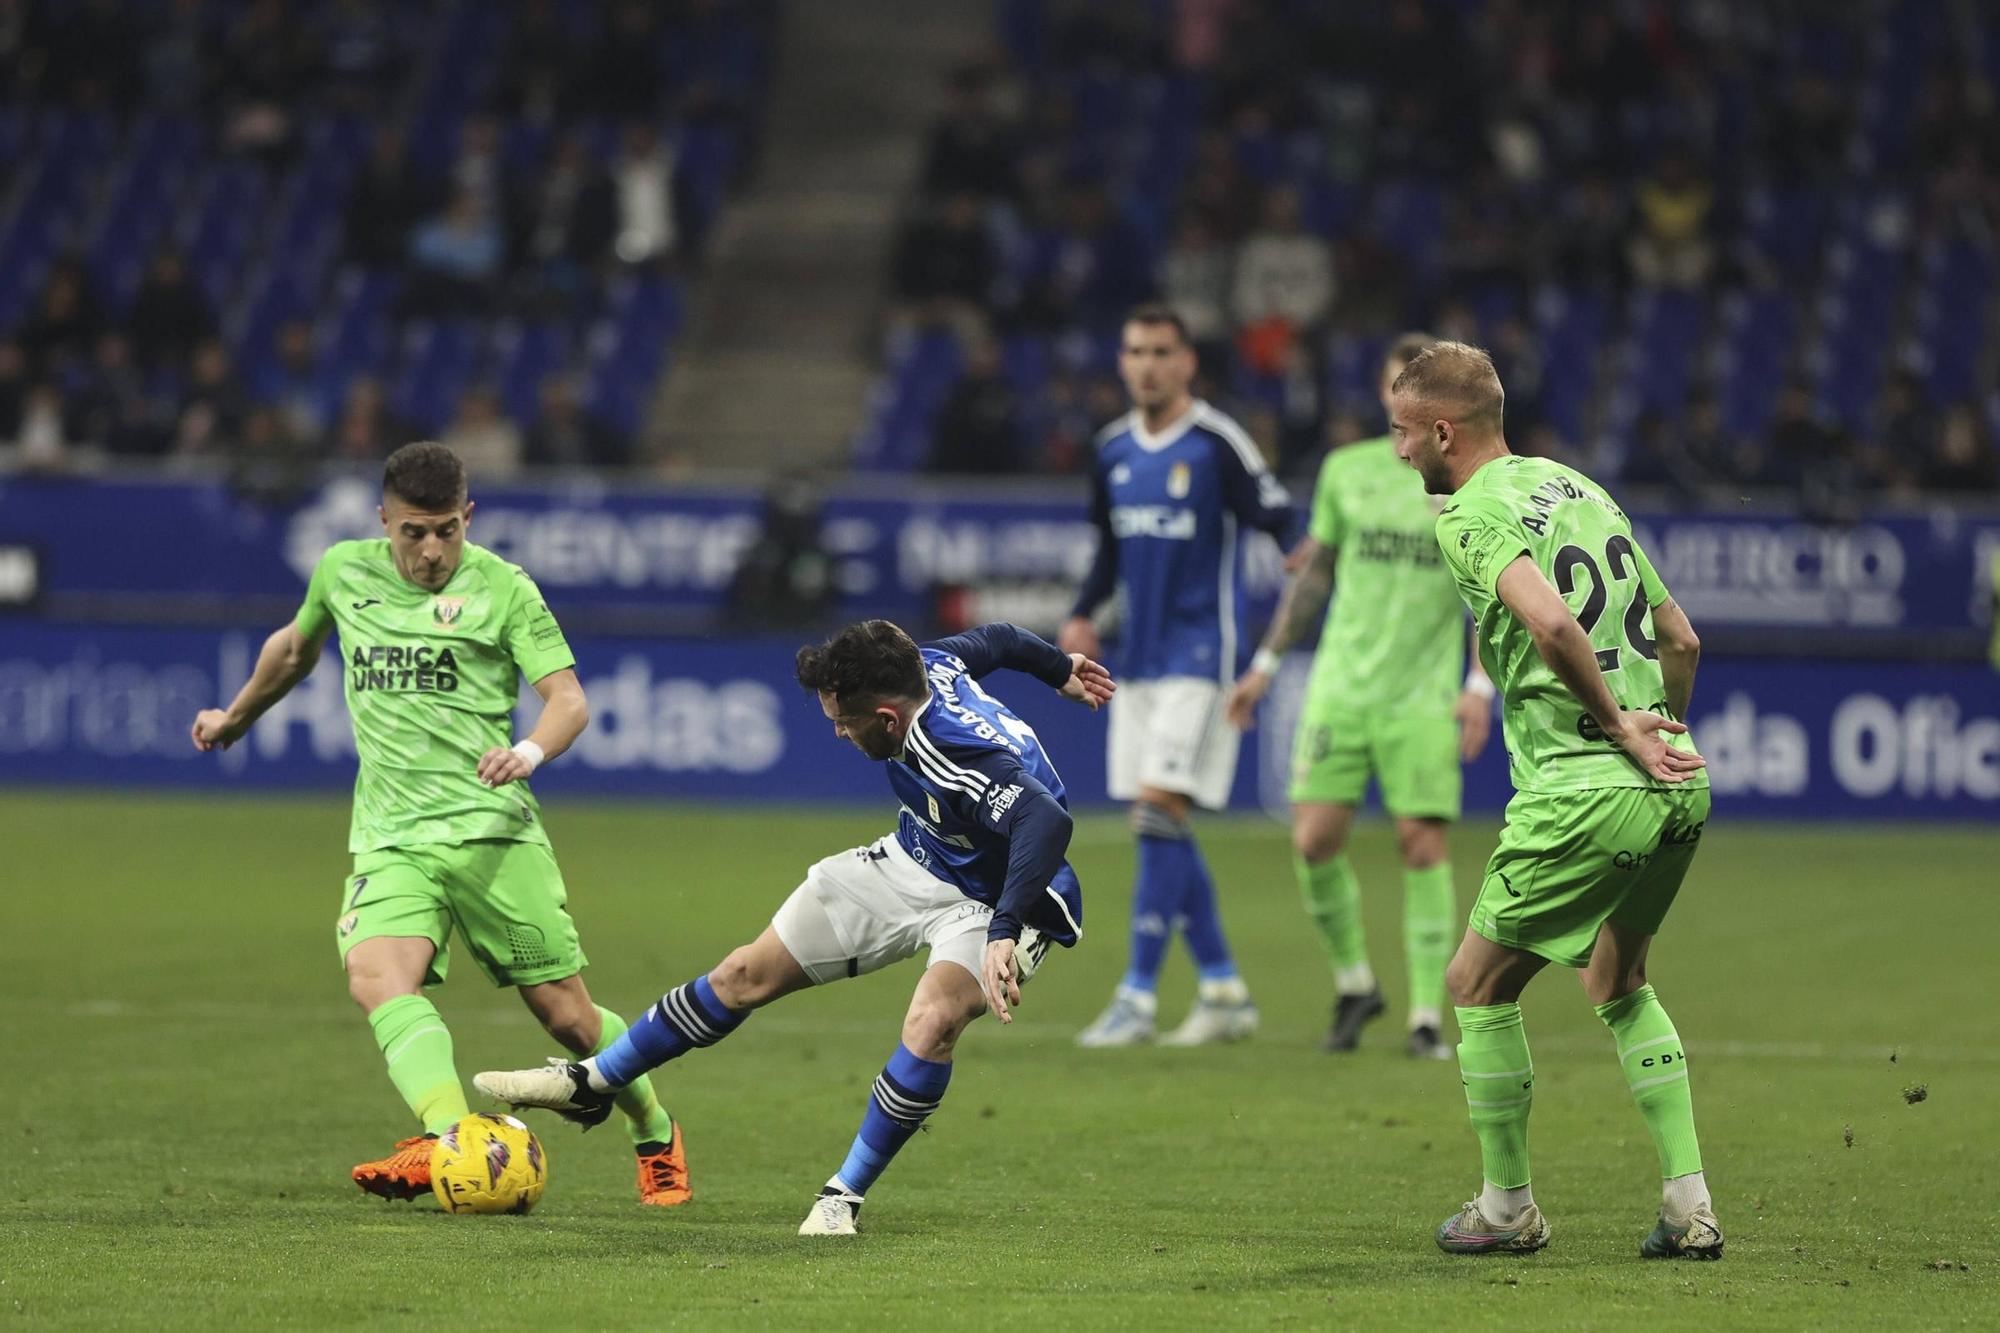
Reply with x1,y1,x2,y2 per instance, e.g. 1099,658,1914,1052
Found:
588,975,747,1090
832,1044,952,1197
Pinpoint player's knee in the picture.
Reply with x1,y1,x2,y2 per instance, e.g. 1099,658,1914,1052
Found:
1396,822,1447,869
1293,821,1344,864
901,994,978,1060
346,965,413,1013
708,947,783,1008
535,1005,599,1054
1444,953,1487,1007
1131,797,1189,840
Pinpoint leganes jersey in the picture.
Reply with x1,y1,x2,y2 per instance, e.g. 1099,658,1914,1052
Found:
296,539,574,852
1436,455,1706,795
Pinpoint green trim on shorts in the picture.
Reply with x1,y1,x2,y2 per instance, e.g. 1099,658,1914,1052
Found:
337,839,586,988
1288,702,1463,819
1469,785,1711,967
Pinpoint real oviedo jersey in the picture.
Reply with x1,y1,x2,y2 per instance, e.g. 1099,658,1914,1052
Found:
1079,401,1295,682
887,636,1084,946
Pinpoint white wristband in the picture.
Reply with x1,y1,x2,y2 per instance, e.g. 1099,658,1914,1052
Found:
1251,648,1282,676
1463,673,1496,700
510,740,545,773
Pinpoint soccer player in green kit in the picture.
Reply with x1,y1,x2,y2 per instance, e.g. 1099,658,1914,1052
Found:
190,442,689,1206
1387,342,1719,1260
1226,333,1493,1059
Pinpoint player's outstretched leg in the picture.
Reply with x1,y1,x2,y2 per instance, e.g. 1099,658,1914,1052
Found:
1436,933,1549,1254
802,963,982,1236
1586,924,1720,1259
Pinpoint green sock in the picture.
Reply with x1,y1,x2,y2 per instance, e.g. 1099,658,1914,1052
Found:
593,1006,676,1147
1298,853,1373,991
368,994,469,1136
1401,862,1456,1025
1596,984,1703,1179
1455,1003,1533,1189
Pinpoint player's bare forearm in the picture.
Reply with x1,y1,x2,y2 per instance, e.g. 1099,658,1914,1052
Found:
229,625,319,723
1531,617,1628,737
1652,597,1701,721
521,668,588,762
1261,539,1336,655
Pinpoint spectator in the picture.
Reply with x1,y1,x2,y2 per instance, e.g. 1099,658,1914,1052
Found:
1925,403,1999,492
75,333,162,455
921,66,1020,200
127,249,216,371
345,128,433,268
407,190,505,316
1548,174,1630,293
525,373,620,468
217,0,307,168
440,384,524,478
330,376,402,462
173,339,248,458
228,404,315,505
316,0,402,108
1160,214,1233,364
510,132,617,279
1230,186,1335,369
0,340,26,441
1628,151,1715,290
255,318,327,440
581,0,665,121
929,336,1022,474
13,382,73,472
450,112,505,209
892,191,997,321
612,121,678,265
18,259,104,375
497,0,578,120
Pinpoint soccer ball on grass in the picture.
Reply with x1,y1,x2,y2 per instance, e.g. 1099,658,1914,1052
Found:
430,1112,548,1214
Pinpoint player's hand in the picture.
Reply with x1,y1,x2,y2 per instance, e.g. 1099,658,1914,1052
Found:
1454,689,1493,761
1225,669,1270,731
477,746,535,787
981,939,1022,1025
1612,712,1706,783
191,708,246,752
1057,616,1100,661
1060,654,1116,710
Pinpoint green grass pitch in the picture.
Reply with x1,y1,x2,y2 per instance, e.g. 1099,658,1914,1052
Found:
3,792,1994,1330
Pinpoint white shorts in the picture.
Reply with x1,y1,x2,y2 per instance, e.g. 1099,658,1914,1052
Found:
1107,676,1239,810
771,836,993,985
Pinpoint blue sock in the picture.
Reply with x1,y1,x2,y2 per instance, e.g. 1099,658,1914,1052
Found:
1120,833,1182,993
593,974,747,1088
1175,834,1239,981
834,1044,952,1196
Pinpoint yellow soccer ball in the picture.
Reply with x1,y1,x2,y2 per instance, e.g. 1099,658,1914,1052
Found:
430,1113,548,1214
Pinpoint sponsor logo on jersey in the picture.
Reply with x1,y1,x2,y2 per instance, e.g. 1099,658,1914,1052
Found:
1111,505,1198,540
1167,461,1191,499
987,783,1023,819
432,596,466,627
927,792,941,823
351,598,382,610
348,644,461,693
338,912,360,937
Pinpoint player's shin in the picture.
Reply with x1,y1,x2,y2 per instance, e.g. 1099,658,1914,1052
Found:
1122,814,1183,991
1299,853,1373,992
367,994,469,1135
591,1005,676,1144
830,1044,952,1197
1455,1003,1535,1220
1596,985,1706,1214
590,974,748,1090
1402,863,1455,1027
1174,833,1241,984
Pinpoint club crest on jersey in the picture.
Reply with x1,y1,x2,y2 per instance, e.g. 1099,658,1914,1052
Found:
1110,463,1133,485
1167,461,1191,498
927,793,942,823
432,596,466,627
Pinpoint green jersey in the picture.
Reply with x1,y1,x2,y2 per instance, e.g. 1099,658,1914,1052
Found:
1303,437,1464,715
295,540,575,853
1435,454,1705,795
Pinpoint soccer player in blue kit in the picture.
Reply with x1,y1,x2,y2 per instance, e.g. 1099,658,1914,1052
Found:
1064,304,1296,1047
477,620,1114,1235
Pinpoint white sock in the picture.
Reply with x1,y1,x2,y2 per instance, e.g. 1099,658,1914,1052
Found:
581,1057,614,1093
826,1175,861,1199
1197,976,1251,1005
1480,1180,1535,1226
1114,985,1159,1017
1335,964,1376,995
1662,1170,1709,1223
1408,1007,1443,1031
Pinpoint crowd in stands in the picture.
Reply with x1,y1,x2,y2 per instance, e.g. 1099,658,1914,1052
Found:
868,0,2000,502
0,0,772,482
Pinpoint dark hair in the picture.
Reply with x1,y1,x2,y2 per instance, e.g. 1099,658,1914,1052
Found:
795,620,926,706
1384,330,1436,374
1123,302,1192,347
383,441,467,511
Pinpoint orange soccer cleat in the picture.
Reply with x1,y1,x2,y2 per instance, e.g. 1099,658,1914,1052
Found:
351,1134,436,1201
634,1124,691,1207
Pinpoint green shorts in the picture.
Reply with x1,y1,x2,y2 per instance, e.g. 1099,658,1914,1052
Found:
1471,785,1712,968
336,839,586,988
1288,702,1462,820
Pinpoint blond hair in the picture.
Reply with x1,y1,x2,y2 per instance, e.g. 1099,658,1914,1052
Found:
1389,340,1505,430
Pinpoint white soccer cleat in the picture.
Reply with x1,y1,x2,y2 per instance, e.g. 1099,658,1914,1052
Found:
1157,998,1260,1046
473,1058,614,1128
798,1187,862,1236
1075,987,1156,1047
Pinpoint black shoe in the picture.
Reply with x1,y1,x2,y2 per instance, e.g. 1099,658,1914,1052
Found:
1406,1024,1452,1061
1322,988,1386,1052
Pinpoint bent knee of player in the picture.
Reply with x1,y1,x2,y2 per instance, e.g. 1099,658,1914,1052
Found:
1292,819,1345,864
1445,949,1502,1008
901,994,980,1060
708,939,802,1009
1395,819,1448,868
346,964,416,1013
